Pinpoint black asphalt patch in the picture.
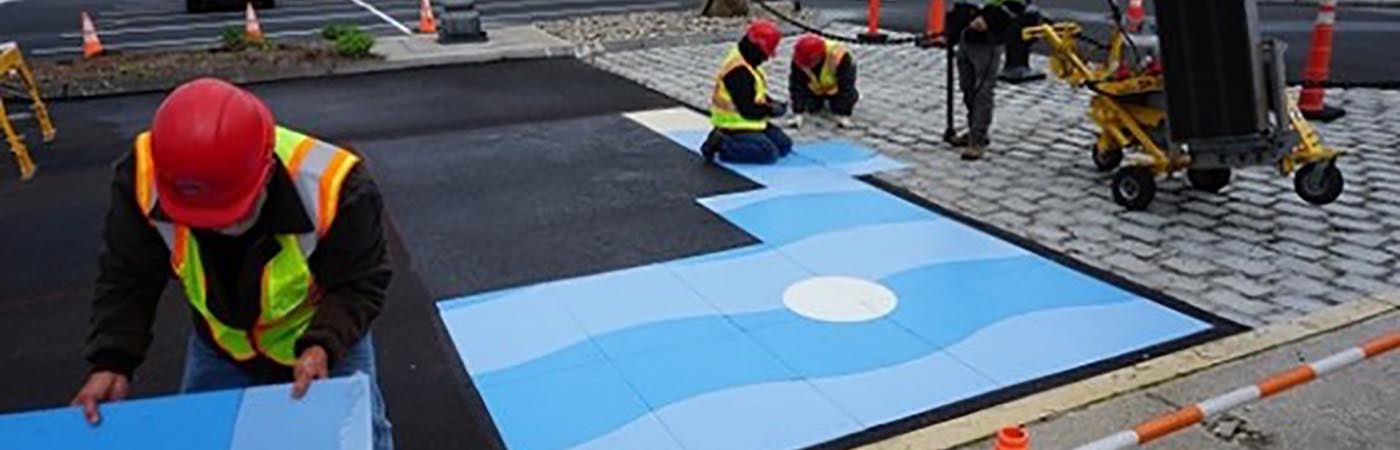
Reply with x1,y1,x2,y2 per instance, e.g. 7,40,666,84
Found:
0,58,748,450
361,113,758,298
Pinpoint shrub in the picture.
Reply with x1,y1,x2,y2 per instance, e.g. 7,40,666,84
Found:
334,29,376,58
219,27,245,51
322,23,356,41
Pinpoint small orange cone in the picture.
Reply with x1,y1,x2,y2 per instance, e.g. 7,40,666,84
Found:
419,0,437,34
1125,0,1145,32
80,11,103,58
245,2,265,44
1298,0,1345,121
994,426,1029,450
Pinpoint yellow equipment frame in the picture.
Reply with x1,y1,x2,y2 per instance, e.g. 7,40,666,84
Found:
1023,23,1343,209
1,41,56,181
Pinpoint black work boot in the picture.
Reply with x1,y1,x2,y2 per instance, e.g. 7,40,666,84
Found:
961,140,986,161
947,132,971,148
701,130,722,164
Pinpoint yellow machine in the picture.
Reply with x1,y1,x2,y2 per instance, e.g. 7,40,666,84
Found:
1,41,56,181
1023,22,1344,210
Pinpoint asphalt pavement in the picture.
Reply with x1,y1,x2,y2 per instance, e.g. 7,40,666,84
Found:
803,0,1400,84
0,58,758,449
0,0,690,57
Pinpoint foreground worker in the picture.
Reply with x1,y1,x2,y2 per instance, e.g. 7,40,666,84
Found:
788,34,859,128
71,78,393,449
951,0,1017,160
702,20,791,164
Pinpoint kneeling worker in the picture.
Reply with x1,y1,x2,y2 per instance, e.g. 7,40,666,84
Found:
72,78,394,450
788,34,858,128
702,20,791,165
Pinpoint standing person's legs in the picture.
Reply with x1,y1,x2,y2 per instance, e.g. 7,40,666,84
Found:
965,43,1002,147
717,129,782,164
762,125,793,157
331,334,395,450
956,45,978,128
180,335,258,393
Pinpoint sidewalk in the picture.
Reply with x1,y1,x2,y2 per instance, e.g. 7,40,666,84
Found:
952,310,1400,450
370,25,575,68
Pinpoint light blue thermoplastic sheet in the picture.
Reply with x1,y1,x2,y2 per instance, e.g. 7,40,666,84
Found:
438,116,1214,450
0,373,373,450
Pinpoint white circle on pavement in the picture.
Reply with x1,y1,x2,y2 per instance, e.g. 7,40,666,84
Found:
783,276,898,323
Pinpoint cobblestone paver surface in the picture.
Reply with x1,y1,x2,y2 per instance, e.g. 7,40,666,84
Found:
587,29,1400,327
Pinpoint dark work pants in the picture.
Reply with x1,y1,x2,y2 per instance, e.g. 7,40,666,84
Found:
957,43,1003,146
791,87,859,116
717,125,793,164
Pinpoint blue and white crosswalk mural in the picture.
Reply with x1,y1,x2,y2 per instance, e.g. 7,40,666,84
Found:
438,108,1218,450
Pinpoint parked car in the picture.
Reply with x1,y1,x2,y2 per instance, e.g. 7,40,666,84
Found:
187,0,275,13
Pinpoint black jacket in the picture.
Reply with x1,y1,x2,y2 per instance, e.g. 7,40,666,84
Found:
720,37,777,121
949,0,1018,46
788,52,857,99
87,151,391,378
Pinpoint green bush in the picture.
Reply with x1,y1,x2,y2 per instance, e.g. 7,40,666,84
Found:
322,23,356,41
334,29,376,58
219,27,245,50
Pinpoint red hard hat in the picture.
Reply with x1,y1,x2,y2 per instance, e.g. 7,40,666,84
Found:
150,78,275,229
745,20,782,58
793,34,826,68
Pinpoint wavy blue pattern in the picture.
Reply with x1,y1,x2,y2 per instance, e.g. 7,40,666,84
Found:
437,119,1212,450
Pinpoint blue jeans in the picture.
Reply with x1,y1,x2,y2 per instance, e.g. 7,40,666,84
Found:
181,334,394,450
718,125,793,164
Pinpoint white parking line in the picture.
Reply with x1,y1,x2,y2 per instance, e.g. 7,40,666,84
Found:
350,0,414,35
103,3,370,27
65,9,418,38
31,23,400,56
484,0,685,23
96,0,351,19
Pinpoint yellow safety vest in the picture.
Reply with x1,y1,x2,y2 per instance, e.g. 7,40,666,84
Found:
710,47,769,131
132,127,360,366
801,41,849,96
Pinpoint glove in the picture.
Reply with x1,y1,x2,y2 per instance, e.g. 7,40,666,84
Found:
768,101,789,118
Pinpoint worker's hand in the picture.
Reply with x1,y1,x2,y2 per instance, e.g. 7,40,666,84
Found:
71,371,130,425
970,17,988,31
291,345,329,400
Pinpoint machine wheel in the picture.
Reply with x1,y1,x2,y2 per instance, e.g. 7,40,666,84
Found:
1294,161,1344,205
1112,166,1156,211
1092,147,1123,172
1186,168,1231,193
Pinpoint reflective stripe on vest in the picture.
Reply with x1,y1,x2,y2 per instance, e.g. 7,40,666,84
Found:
710,46,769,131
132,127,360,366
802,41,848,96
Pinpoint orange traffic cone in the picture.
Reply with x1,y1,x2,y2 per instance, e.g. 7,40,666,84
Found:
419,0,437,34
920,0,946,47
1125,0,1145,32
80,11,103,58
245,2,265,44
1298,0,1345,122
994,426,1029,450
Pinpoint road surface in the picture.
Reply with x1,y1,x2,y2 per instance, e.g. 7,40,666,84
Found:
0,0,690,57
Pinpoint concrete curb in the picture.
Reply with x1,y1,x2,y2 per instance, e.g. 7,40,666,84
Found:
856,292,1400,450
